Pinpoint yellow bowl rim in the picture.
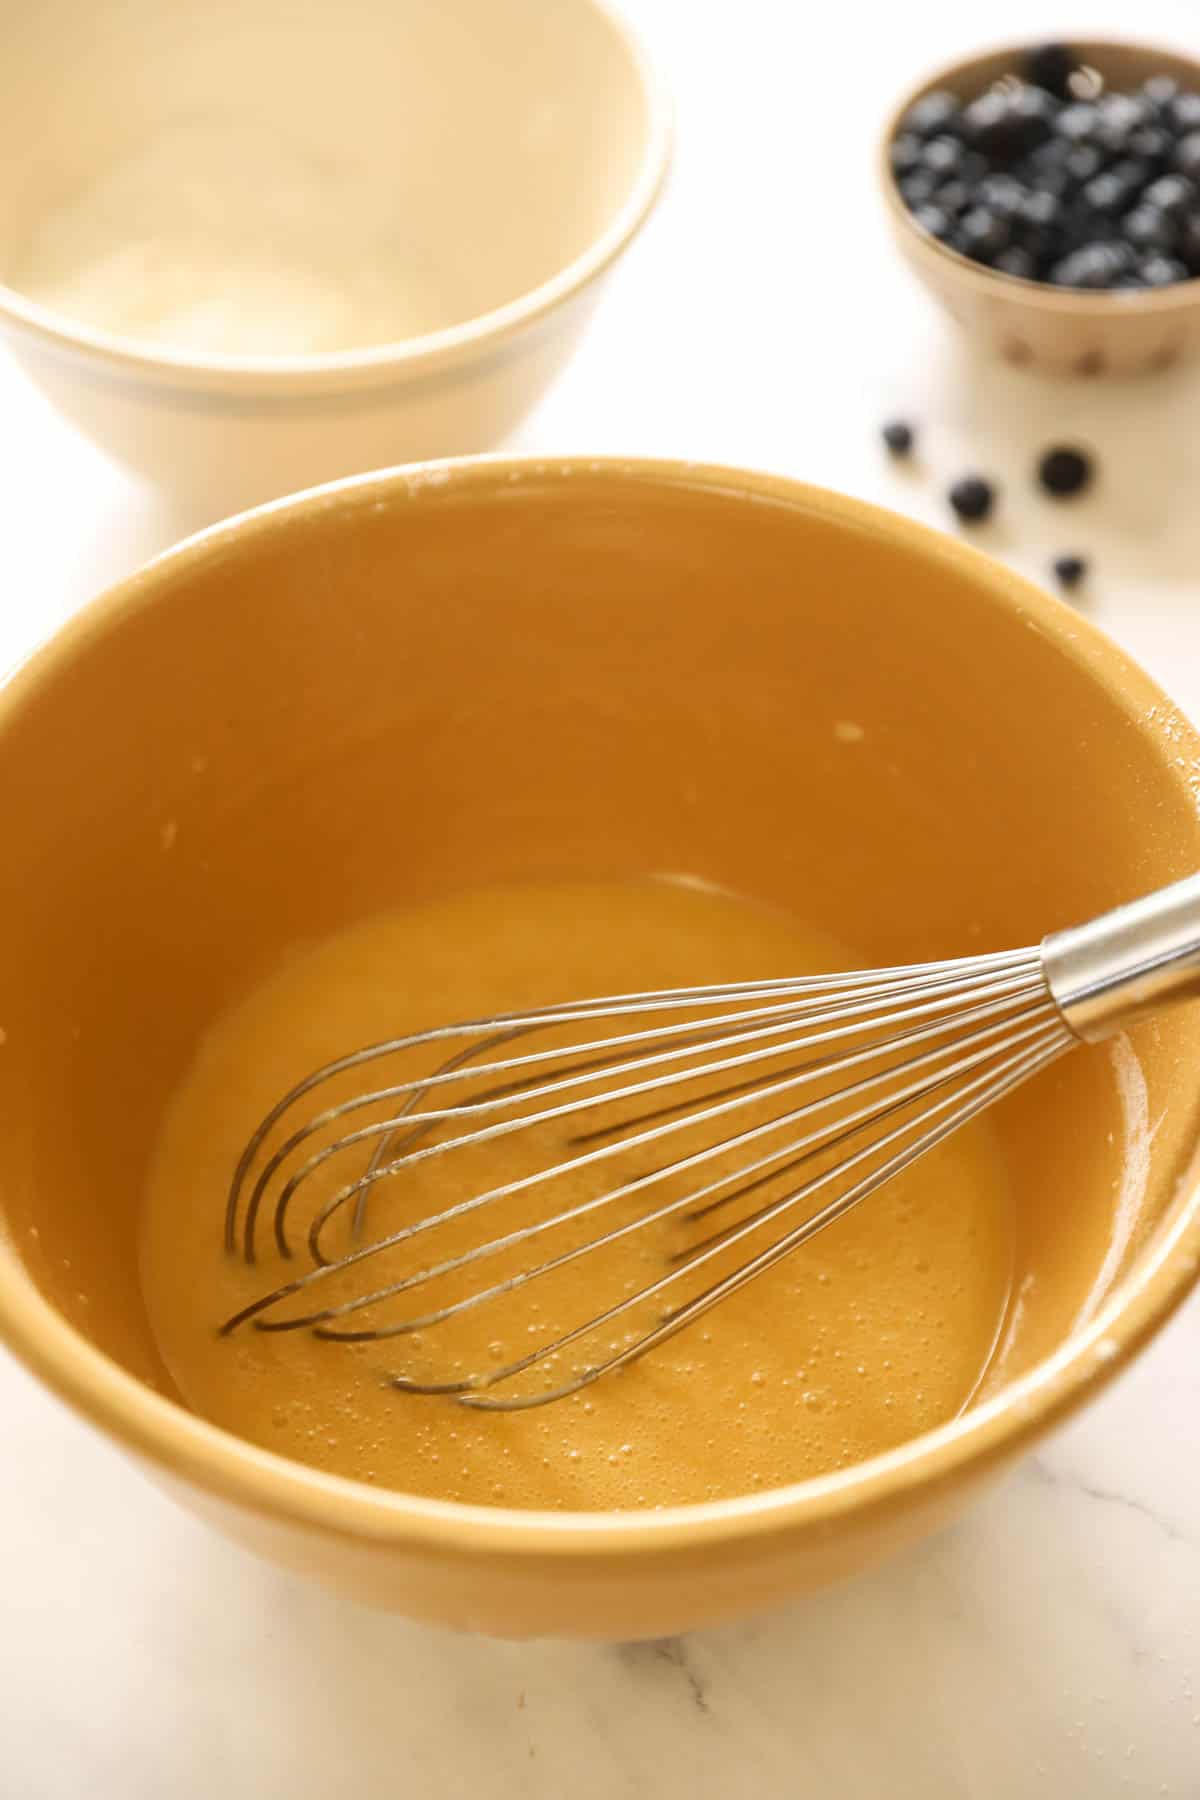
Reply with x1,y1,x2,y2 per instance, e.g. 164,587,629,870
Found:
2,451,1199,1561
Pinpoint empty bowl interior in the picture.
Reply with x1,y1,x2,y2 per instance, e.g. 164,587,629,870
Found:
0,0,656,351
3,463,1200,1460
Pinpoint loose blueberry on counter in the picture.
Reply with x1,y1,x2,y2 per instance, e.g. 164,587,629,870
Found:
1037,446,1094,498
948,475,996,524
1052,554,1089,591
882,420,915,456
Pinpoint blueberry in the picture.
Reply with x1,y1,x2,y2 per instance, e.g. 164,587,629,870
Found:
962,90,1008,139
1139,253,1190,286
1013,189,1065,267
882,419,915,456
1050,246,1090,287
1122,203,1177,252
900,170,940,207
1129,124,1171,166
1022,159,1072,201
1109,156,1153,194
1057,206,1110,255
1019,188,1062,228
935,178,972,215
1095,93,1149,152
1174,132,1200,179
976,173,1027,217
1029,136,1074,175
1049,244,1123,288
1143,173,1194,216
903,90,964,139
922,134,965,177
912,203,954,240
1064,144,1105,185
948,475,996,524
1052,554,1089,592
1084,171,1134,215
962,90,1031,161
1024,43,1077,100
1038,446,1094,498
1172,93,1200,132
994,244,1036,280
1142,75,1179,113
1056,102,1100,144
958,205,1011,261
891,132,925,177
1009,85,1057,150
1106,240,1138,278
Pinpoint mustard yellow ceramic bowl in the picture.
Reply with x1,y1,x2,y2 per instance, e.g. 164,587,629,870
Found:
0,0,668,515
881,38,1200,375
2,457,1199,1640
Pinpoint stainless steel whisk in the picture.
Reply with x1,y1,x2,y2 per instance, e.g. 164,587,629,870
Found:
221,874,1200,1409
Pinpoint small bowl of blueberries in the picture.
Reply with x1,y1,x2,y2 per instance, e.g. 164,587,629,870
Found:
881,38,1200,374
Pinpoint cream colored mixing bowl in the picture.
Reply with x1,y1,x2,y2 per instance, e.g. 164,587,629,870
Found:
0,0,668,515
2,457,1199,1640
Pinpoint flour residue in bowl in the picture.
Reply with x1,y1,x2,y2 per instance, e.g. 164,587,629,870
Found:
139,876,1016,1511
9,119,454,355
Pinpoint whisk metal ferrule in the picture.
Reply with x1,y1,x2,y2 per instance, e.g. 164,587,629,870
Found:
1041,872,1200,1043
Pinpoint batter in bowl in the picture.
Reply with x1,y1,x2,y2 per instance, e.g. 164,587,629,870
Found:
140,876,1014,1511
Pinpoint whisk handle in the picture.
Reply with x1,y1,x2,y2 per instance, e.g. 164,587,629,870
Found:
1042,872,1200,1043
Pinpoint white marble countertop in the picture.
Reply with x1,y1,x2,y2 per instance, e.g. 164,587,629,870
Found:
3,1,1199,1794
